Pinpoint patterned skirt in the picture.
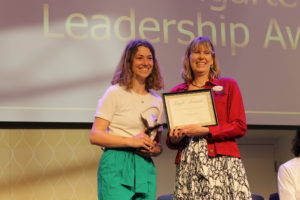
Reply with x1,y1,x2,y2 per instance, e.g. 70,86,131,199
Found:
173,137,252,200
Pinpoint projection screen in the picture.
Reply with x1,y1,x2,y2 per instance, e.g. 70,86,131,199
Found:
0,0,299,126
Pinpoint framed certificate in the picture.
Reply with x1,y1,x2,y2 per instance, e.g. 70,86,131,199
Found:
162,89,218,129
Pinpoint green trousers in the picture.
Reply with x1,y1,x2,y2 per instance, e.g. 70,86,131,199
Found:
97,148,156,200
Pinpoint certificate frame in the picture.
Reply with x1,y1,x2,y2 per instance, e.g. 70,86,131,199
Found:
162,89,218,129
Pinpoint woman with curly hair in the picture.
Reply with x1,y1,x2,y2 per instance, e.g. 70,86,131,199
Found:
90,39,164,200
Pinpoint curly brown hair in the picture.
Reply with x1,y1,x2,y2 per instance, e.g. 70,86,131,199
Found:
111,39,164,91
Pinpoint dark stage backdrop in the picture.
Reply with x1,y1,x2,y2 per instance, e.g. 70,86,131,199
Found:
1,0,299,125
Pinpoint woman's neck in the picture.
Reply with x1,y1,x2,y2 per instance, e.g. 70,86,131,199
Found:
131,78,148,95
192,76,209,88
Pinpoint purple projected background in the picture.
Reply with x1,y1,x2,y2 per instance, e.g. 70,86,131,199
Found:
0,0,299,125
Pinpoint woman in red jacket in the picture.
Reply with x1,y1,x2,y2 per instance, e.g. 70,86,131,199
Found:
166,36,251,200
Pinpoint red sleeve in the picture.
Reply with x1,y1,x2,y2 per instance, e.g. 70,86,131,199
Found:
208,79,247,141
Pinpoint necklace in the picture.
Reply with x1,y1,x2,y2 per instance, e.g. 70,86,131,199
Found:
131,90,147,103
137,94,145,103
191,82,205,89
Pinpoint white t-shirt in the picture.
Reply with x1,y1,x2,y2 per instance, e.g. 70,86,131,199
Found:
277,157,300,200
95,84,163,138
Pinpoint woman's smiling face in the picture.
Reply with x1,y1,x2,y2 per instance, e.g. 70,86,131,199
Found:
132,46,153,81
189,45,214,77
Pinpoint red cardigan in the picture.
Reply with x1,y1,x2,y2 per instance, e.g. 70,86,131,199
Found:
166,78,247,164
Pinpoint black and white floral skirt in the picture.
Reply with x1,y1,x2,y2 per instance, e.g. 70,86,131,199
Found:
173,137,252,200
